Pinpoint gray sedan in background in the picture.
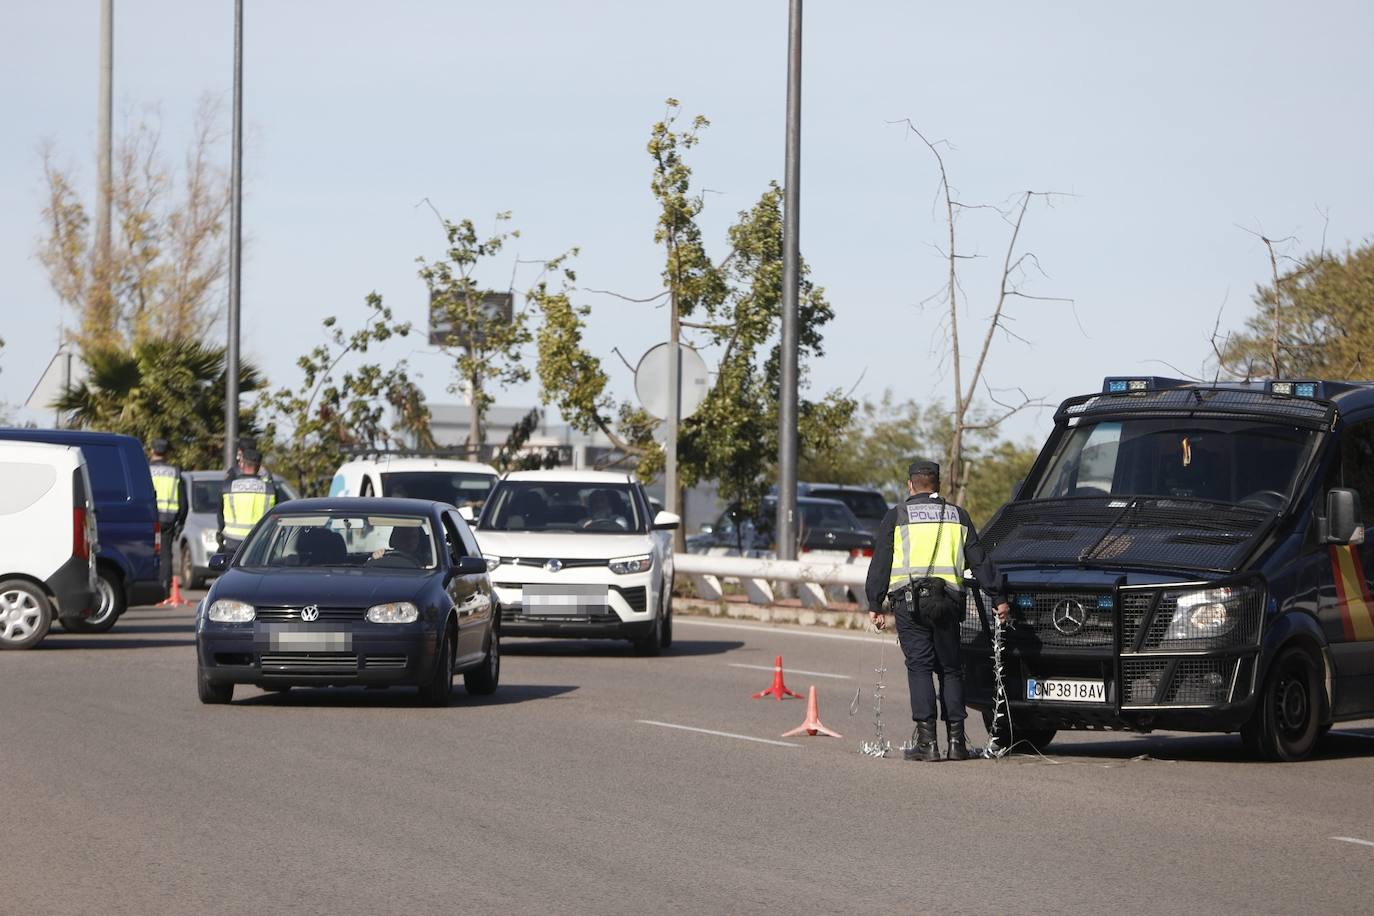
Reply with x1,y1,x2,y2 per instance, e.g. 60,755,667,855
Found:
177,470,298,588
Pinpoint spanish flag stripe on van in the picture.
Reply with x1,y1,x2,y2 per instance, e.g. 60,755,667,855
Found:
1329,545,1374,642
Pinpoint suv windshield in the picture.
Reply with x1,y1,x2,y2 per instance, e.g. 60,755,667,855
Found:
237,514,437,570
380,471,495,508
1033,417,1317,507
481,481,644,533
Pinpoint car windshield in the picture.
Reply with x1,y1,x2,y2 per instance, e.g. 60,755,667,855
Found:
1032,417,1318,506
380,471,495,508
809,489,888,521
481,481,643,533
237,514,438,570
190,479,221,513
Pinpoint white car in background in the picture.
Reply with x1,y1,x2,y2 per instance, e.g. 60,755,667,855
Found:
474,470,679,655
329,456,499,513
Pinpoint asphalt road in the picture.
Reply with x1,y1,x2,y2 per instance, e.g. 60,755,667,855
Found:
5,599,1374,915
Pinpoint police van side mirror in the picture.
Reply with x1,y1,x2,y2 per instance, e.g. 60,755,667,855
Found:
1321,488,1364,545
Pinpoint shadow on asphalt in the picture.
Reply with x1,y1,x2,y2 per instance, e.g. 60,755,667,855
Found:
503,638,744,658
235,683,579,708
37,636,193,650
1016,728,1374,764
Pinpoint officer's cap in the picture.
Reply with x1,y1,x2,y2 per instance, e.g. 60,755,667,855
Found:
908,459,940,479
150,437,169,454
241,447,263,465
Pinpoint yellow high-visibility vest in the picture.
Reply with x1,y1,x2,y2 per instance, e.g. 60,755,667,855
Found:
888,499,966,592
222,476,275,541
150,463,181,515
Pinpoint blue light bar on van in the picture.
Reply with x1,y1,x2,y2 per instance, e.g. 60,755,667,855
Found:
1014,594,1034,609
1269,380,1321,399
1097,595,1114,610
1102,376,1187,394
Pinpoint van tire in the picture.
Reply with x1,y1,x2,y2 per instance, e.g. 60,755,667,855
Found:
66,568,124,633
0,579,53,650
1242,646,1321,762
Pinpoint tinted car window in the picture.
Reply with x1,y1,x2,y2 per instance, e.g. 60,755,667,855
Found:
239,514,437,569
190,479,221,513
83,444,130,500
482,482,644,533
810,489,888,521
800,501,865,531
1340,421,1374,521
381,471,494,507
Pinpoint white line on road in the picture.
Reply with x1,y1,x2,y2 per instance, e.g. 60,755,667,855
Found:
676,616,883,644
636,720,801,748
1332,836,1374,848
728,662,851,680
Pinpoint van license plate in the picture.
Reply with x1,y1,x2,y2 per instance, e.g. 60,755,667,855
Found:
1026,678,1105,702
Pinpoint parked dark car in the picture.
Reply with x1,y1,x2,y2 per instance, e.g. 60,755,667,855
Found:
195,498,499,705
0,429,161,630
794,482,891,535
688,496,875,557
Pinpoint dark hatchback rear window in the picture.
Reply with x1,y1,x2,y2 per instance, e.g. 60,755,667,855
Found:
810,488,888,521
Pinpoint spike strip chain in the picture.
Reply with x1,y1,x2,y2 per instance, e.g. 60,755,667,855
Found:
984,613,1012,759
858,626,893,758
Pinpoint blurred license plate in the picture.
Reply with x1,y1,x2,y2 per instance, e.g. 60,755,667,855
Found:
268,629,351,651
522,584,607,615
1026,678,1105,702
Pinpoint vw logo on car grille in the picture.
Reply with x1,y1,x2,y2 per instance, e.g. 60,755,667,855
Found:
544,559,563,573
1051,599,1087,635
300,605,320,622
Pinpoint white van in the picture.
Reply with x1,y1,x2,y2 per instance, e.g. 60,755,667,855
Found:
328,456,500,513
0,441,99,649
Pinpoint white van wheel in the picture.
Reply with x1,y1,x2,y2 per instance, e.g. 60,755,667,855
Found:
0,580,53,650
67,569,125,634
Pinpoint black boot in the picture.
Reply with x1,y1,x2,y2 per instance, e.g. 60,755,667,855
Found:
945,719,969,761
903,718,941,762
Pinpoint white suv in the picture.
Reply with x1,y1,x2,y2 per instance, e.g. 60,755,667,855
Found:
474,470,679,655
329,456,499,512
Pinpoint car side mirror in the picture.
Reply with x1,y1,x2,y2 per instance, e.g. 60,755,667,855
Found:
653,511,681,530
454,555,489,575
208,553,230,572
457,505,476,523
1323,488,1364,545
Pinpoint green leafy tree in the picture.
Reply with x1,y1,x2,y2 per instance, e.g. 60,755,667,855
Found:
417,213,531,458
259,294,435,496
54,337,261,469
1219,242,1374,379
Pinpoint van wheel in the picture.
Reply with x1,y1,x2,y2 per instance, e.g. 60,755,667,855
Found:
982,708,1057,753
0,580,53,650
66,568,124,633
1242,646,1321,762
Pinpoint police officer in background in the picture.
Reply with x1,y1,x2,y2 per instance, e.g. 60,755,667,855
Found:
217,447,276,555
148,438,187,595
865,460,1010,762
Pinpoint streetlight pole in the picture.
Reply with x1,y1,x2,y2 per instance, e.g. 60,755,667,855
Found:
776,0,802,561
224,0,244,470
95,0,113,288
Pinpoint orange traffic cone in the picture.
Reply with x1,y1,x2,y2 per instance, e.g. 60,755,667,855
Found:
752,655,803,700
782,685,842,738
158,575,189,608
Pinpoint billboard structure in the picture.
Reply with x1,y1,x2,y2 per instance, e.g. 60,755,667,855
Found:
427,290,514,348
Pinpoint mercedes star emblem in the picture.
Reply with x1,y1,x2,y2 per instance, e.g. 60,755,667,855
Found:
544,559,563,573
300,605,320,622
1051,599,1087,636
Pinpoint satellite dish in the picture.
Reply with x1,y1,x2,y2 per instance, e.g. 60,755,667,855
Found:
634,343,710,421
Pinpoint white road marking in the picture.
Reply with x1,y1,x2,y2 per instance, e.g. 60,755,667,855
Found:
1332,836,1374,848
636,720,801,748
728,662,851,680
676,617,881,644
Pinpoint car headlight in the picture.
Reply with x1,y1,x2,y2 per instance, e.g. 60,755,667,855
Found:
366,601,419,624
609,554,652,575
1163,588,1237,640
200,529,219,551
207,599,255,623
483,554,502,570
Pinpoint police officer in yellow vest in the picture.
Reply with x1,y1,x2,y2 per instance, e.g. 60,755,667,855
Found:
217,447,276,555
148,438,187,595
866,460,1010,761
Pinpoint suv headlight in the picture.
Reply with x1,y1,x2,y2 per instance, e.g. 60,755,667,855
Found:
200,529,219,551
483,554,502,570
366,601,419,624
207,599,255,623
609,554,652,575
1163,588,1238,640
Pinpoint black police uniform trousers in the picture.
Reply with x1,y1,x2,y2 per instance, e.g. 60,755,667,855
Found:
159,515,178,593
893,592,966,723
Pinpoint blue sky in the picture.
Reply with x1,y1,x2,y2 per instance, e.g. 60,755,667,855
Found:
3,1,1371,446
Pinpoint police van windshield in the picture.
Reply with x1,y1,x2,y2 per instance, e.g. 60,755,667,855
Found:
1033,418,1317,507
237,514,438,570
481,482,644,533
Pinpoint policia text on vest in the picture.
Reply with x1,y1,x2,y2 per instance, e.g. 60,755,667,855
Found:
864,460,1009,761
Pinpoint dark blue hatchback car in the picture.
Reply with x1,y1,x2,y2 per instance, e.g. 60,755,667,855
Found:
196,498,499,705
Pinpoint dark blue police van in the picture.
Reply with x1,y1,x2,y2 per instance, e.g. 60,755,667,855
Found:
0,429,162,631
961,377,1374,761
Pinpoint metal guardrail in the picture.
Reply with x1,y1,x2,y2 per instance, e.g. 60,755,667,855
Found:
674,551,870,611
